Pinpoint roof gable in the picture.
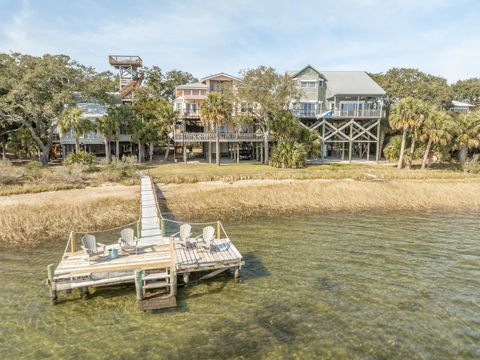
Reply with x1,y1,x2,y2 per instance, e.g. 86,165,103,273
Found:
290,65,324,79
200,73,240,82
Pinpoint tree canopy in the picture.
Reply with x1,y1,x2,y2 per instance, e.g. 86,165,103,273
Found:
451,78,480,105
141,66,197,102
370,68,452,107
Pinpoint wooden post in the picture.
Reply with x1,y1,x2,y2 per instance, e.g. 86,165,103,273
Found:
135,270,143,301
260,143,264,163
321,122,326,159
70,232,75,254
47,264,54,282
217,221,221,240
236,143,240,164
183,144,187,164
183,273,189,287
376,120,381,163
161,218,166,237
136,220,141,238
208,142,212,164
234,267,240,282
169,238,177,296
367,142,370,161
341,142,345,161
82,287,89,299
349,121,353,163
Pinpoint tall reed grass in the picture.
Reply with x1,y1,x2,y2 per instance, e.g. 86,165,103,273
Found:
161,179,480,220
0,191,139,248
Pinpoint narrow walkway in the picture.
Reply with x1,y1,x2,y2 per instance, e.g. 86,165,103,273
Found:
139,174,169,246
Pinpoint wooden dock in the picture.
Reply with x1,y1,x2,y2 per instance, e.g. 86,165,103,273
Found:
47,173,243,310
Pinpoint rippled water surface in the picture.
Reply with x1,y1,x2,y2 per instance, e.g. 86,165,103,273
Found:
1,211,479,359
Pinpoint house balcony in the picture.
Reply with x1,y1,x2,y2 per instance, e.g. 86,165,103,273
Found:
291,109,317,117
174,132,271,142
333,109,384,118
60,133,132,145
291,108,384,119
183,110,200,118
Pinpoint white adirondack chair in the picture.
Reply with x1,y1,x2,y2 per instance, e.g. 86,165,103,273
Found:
172,224,192,247
118,228,138,254
196,226,215,253
81,234,106,264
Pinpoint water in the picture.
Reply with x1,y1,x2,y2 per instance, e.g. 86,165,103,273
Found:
1,211,479,359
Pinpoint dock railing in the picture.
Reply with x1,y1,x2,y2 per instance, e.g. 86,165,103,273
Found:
64,220,142,256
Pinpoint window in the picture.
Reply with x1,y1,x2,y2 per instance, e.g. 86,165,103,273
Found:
300,81,317,88
318,79,324,87
176,103,182,110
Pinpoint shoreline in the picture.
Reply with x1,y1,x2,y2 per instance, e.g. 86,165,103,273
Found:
1,178,479,248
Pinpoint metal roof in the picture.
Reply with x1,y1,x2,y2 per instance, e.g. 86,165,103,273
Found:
176,82,208,89
288,68,385,96
321,71,385,96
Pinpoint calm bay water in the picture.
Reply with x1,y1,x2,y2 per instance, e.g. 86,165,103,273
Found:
1,211,479,359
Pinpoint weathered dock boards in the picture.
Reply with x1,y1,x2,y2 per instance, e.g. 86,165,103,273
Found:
139,174,168,246
48,172,243,310
175,236,243,274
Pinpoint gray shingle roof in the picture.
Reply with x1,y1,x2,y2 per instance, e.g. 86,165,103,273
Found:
321,71,385,96
176,82,208,89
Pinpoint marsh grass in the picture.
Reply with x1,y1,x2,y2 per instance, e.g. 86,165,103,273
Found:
148,162,477,184
162,179,480,220
0,195,139,248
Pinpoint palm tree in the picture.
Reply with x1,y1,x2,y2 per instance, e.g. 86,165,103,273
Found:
160,104,180,161
200,93,232,165
59,107,91,153
96,115,116,163
389,97,424,169
418,110,453,169
103,106,124,159
406,101,430,169
453,110,480,165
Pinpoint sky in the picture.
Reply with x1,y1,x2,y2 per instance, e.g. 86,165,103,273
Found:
0,0,479,83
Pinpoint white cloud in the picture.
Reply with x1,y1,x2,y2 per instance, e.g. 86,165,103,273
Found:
1,0,479,82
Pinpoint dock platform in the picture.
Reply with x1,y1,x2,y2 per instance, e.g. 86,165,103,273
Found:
47,173,243,310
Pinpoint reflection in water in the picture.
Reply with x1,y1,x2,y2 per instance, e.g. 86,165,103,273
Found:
1,211,479,359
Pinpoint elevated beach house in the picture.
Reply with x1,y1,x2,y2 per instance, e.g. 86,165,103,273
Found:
288,65,386,161
57,101,134,159
173,73,269,163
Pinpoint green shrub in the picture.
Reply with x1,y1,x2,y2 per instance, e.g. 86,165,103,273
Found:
56,164,88,183
98,155,138,183
24,161,42,170
64,151,96,166
269,142,307,168
23,161,46,182
383,136,402,161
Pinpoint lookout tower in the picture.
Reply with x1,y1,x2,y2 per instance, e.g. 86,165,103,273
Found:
108,55,143,103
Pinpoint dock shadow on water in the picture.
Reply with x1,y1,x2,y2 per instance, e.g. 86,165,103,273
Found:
1,210,480,359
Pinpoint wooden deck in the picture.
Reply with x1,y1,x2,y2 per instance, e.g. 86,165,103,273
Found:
175,237,243,273
47,173,243,310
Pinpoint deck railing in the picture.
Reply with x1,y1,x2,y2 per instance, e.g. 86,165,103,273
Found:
291,109,384,118
108,55,143,66
334,109,384,118
183,110,199,117
173,132,268,142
